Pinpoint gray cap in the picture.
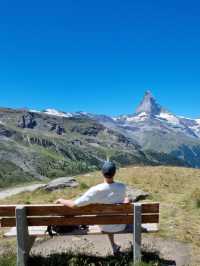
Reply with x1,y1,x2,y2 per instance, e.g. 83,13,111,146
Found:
102,161,116,177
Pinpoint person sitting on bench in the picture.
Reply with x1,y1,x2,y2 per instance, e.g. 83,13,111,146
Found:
56,161,129,255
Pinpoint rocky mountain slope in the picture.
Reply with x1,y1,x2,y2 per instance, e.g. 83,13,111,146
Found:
94,91,200,168
1,91,200,186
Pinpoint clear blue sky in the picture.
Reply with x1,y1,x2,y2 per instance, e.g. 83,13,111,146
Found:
0,0,200,117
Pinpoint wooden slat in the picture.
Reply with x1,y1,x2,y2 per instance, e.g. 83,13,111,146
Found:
0,203,159,217
27,204,133,216
1,214,159,227
142,203,159,214
0,204,133,216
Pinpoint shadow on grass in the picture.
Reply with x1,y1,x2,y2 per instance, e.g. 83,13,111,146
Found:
27,250,176,266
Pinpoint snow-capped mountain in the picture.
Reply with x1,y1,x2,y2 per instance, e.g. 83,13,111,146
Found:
136,90,164,115
114,91,175,123
1,90,200,172
30,91,200,140
30,108,92,119
113,91,200,139
179,117,200,138
43,109,73,118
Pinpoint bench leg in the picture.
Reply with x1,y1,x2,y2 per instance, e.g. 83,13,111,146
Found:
16,205,34,266
133,203,142,264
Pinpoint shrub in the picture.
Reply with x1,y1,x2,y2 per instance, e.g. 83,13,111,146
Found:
191,188,200,208
196,199,200,208
26,248,164,266
0,253,16,266
79,182,89,190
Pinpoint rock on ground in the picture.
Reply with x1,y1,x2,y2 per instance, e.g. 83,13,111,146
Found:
126,186,150,202
43,177,79,191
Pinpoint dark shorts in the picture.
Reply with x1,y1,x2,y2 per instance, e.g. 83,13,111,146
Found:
124,224,133,233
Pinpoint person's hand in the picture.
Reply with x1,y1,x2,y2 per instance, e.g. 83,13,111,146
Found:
124,197,132,203
55,198,64,204
54,199,75,207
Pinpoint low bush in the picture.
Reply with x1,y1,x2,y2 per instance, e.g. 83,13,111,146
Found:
191,188,200,208
0,251,162,266
0,253,16,266
29,252,159,266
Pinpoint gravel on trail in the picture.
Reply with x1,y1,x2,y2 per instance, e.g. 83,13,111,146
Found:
0,184,45,200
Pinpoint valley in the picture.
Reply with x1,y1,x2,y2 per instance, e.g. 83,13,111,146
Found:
1,91,200,187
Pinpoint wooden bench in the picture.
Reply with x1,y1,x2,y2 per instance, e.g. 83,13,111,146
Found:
0,202,159,266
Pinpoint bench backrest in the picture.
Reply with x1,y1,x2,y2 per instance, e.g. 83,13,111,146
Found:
0,203,159,227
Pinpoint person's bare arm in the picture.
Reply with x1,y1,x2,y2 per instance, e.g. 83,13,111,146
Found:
124,197,131,203
55,198,76,208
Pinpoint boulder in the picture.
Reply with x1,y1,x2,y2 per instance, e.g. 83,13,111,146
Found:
18,113,37,129
0,124,14,138
126,186,150,202
44,177,79,191
56,125,65,135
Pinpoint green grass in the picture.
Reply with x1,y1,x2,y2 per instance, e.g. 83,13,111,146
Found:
0,251,163,266
190,188,200,209
196,199,200,208
0,166,200,265
79,182,90,190
0,253,16,266
0,160,34,188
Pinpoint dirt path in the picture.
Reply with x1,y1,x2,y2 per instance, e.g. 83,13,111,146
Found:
31,235,192,266
0,184,45,200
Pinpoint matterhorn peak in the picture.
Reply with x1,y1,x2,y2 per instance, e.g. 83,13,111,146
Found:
144,90,153,97
136,90,163,116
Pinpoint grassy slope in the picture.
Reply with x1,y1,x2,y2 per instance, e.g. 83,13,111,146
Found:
0,119,152,188
0,166,200,265
1,110,193,190
0,160,34,187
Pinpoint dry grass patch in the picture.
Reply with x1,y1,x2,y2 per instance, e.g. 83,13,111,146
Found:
0,166,200,265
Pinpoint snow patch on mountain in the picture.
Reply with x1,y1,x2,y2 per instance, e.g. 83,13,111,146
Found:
78,111,89,116
112,117,118,121
195,119,200,125
178,115,192,120
27,91,200,141
30,109,41,113
156,112,180,125
187,119,200,137
126,112,148,122
113,112,148,123
30,109,91,118
43,109,73,118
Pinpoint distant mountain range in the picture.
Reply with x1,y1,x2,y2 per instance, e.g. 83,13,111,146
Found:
114,91,200,139
1,91,200,186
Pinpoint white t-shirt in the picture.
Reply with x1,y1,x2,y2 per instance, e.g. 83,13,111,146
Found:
74,182,126,233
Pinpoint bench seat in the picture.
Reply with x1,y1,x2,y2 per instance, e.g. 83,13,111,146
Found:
0,202,160,266
4,223,159,237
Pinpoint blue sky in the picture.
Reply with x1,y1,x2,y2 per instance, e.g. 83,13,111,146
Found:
0,0,200,117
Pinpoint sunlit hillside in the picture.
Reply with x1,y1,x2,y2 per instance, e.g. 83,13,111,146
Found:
0,166,200,265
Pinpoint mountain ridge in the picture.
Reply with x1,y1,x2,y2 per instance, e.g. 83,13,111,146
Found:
26,91,200,139
1,91,200,187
